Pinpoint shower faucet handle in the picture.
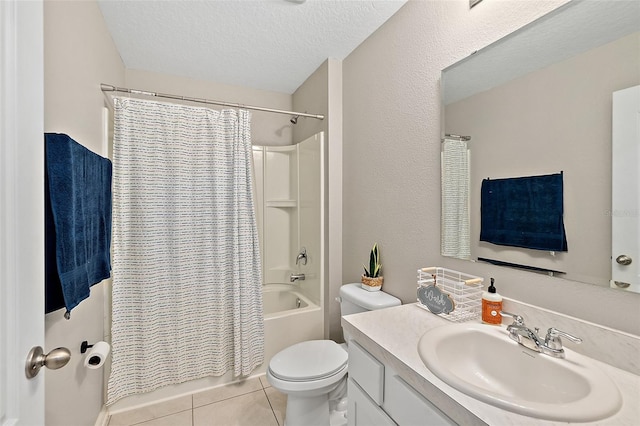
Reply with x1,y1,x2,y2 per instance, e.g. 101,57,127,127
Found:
296,247,307,265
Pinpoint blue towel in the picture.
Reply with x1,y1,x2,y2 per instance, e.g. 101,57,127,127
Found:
45,133,112,317
480,173,567,252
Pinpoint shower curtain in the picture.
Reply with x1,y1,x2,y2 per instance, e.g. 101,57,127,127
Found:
441,138,471,260
107,97,264,404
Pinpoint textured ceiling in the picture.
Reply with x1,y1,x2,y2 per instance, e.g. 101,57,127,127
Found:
443,0,640,105
97,0,407,94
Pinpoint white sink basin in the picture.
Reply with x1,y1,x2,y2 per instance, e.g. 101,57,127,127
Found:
418,322,622,422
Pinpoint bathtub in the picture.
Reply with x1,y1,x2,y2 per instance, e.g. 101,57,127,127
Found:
260,284,324,373
263,283,315,318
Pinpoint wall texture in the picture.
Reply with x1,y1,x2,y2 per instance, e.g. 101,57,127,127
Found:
43,0,125,425
342,0,640,336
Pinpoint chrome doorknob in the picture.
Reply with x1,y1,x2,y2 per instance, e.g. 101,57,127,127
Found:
25,346,71,379
616,255,632,265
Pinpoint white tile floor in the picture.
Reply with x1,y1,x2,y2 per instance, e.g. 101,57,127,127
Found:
107,376,287,426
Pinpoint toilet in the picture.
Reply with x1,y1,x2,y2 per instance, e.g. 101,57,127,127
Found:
266,283,401,426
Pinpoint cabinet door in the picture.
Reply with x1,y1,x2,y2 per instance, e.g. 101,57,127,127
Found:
349,341,385,404
383,369,456,426
348,379,396,426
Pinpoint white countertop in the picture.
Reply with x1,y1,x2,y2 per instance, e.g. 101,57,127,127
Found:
341,303,640,426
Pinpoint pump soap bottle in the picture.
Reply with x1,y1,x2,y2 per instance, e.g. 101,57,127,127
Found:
482,278,503,325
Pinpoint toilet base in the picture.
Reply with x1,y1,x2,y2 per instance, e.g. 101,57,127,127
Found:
329,407,347,426
329,397,348,426
284,393,330,426
283,395,348,426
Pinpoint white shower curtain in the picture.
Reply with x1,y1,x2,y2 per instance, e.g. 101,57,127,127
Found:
107,97,264,404
441,138,471,260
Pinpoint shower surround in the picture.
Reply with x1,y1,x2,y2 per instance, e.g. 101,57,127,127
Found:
253,133,326,370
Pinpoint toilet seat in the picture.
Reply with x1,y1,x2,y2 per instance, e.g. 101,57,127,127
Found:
269,340,348,382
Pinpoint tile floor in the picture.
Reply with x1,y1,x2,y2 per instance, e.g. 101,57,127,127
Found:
107,376,287,426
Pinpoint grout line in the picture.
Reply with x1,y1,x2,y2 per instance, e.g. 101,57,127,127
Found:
192,378,266,409
262,387,281,426
194,388,266,409
123,408,193,426
112,378,272,426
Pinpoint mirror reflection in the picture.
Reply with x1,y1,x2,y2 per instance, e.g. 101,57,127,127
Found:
441,0,640,292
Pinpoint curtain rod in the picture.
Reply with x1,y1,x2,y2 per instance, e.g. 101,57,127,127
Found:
100,83,325,121
442,134,471,142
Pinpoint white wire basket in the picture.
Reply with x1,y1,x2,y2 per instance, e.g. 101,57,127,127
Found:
417,267,484,323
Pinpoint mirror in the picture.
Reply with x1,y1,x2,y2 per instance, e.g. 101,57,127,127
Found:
441,0,640,291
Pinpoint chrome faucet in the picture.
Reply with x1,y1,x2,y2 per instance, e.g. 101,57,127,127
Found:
296,248,307,266
500,311,582,359
544,327,584,354
290,273,305,282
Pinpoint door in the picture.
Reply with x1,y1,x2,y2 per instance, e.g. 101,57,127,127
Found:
0,0,46,424
611,85,640,292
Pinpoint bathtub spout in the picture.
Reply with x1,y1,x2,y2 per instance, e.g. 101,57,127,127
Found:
290,273,306,282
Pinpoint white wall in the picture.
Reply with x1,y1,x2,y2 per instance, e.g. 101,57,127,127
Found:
43,1,125,424
342,0,640,336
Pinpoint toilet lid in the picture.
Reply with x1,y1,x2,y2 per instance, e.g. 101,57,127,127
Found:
269,340,348,382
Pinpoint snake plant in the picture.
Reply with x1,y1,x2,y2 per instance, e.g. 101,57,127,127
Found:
362,243,382,278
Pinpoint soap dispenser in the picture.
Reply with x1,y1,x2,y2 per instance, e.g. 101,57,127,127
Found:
482,278,503,325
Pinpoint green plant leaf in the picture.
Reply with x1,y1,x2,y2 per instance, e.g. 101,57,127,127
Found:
369,243,381,278
369,253,375,277
363,264,370,277
363,243,382,277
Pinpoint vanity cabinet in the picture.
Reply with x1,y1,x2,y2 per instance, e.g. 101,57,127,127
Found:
348,340,456,426
348,378,395,426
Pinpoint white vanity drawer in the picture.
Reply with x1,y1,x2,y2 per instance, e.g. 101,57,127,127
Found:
383,369,456,426
348,341,385,405
348,378,396,426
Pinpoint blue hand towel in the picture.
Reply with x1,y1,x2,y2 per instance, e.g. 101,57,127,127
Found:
45,133,112,316
480,173,567,252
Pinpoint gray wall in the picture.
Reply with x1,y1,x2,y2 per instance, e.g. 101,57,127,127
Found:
293,59,344,341
342,0,640,335
125,69,294,146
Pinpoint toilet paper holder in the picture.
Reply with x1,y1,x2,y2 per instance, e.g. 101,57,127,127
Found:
80,340,110,369
80,340,94,354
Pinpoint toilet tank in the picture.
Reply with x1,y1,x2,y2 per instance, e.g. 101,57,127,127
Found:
339,283,401,316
